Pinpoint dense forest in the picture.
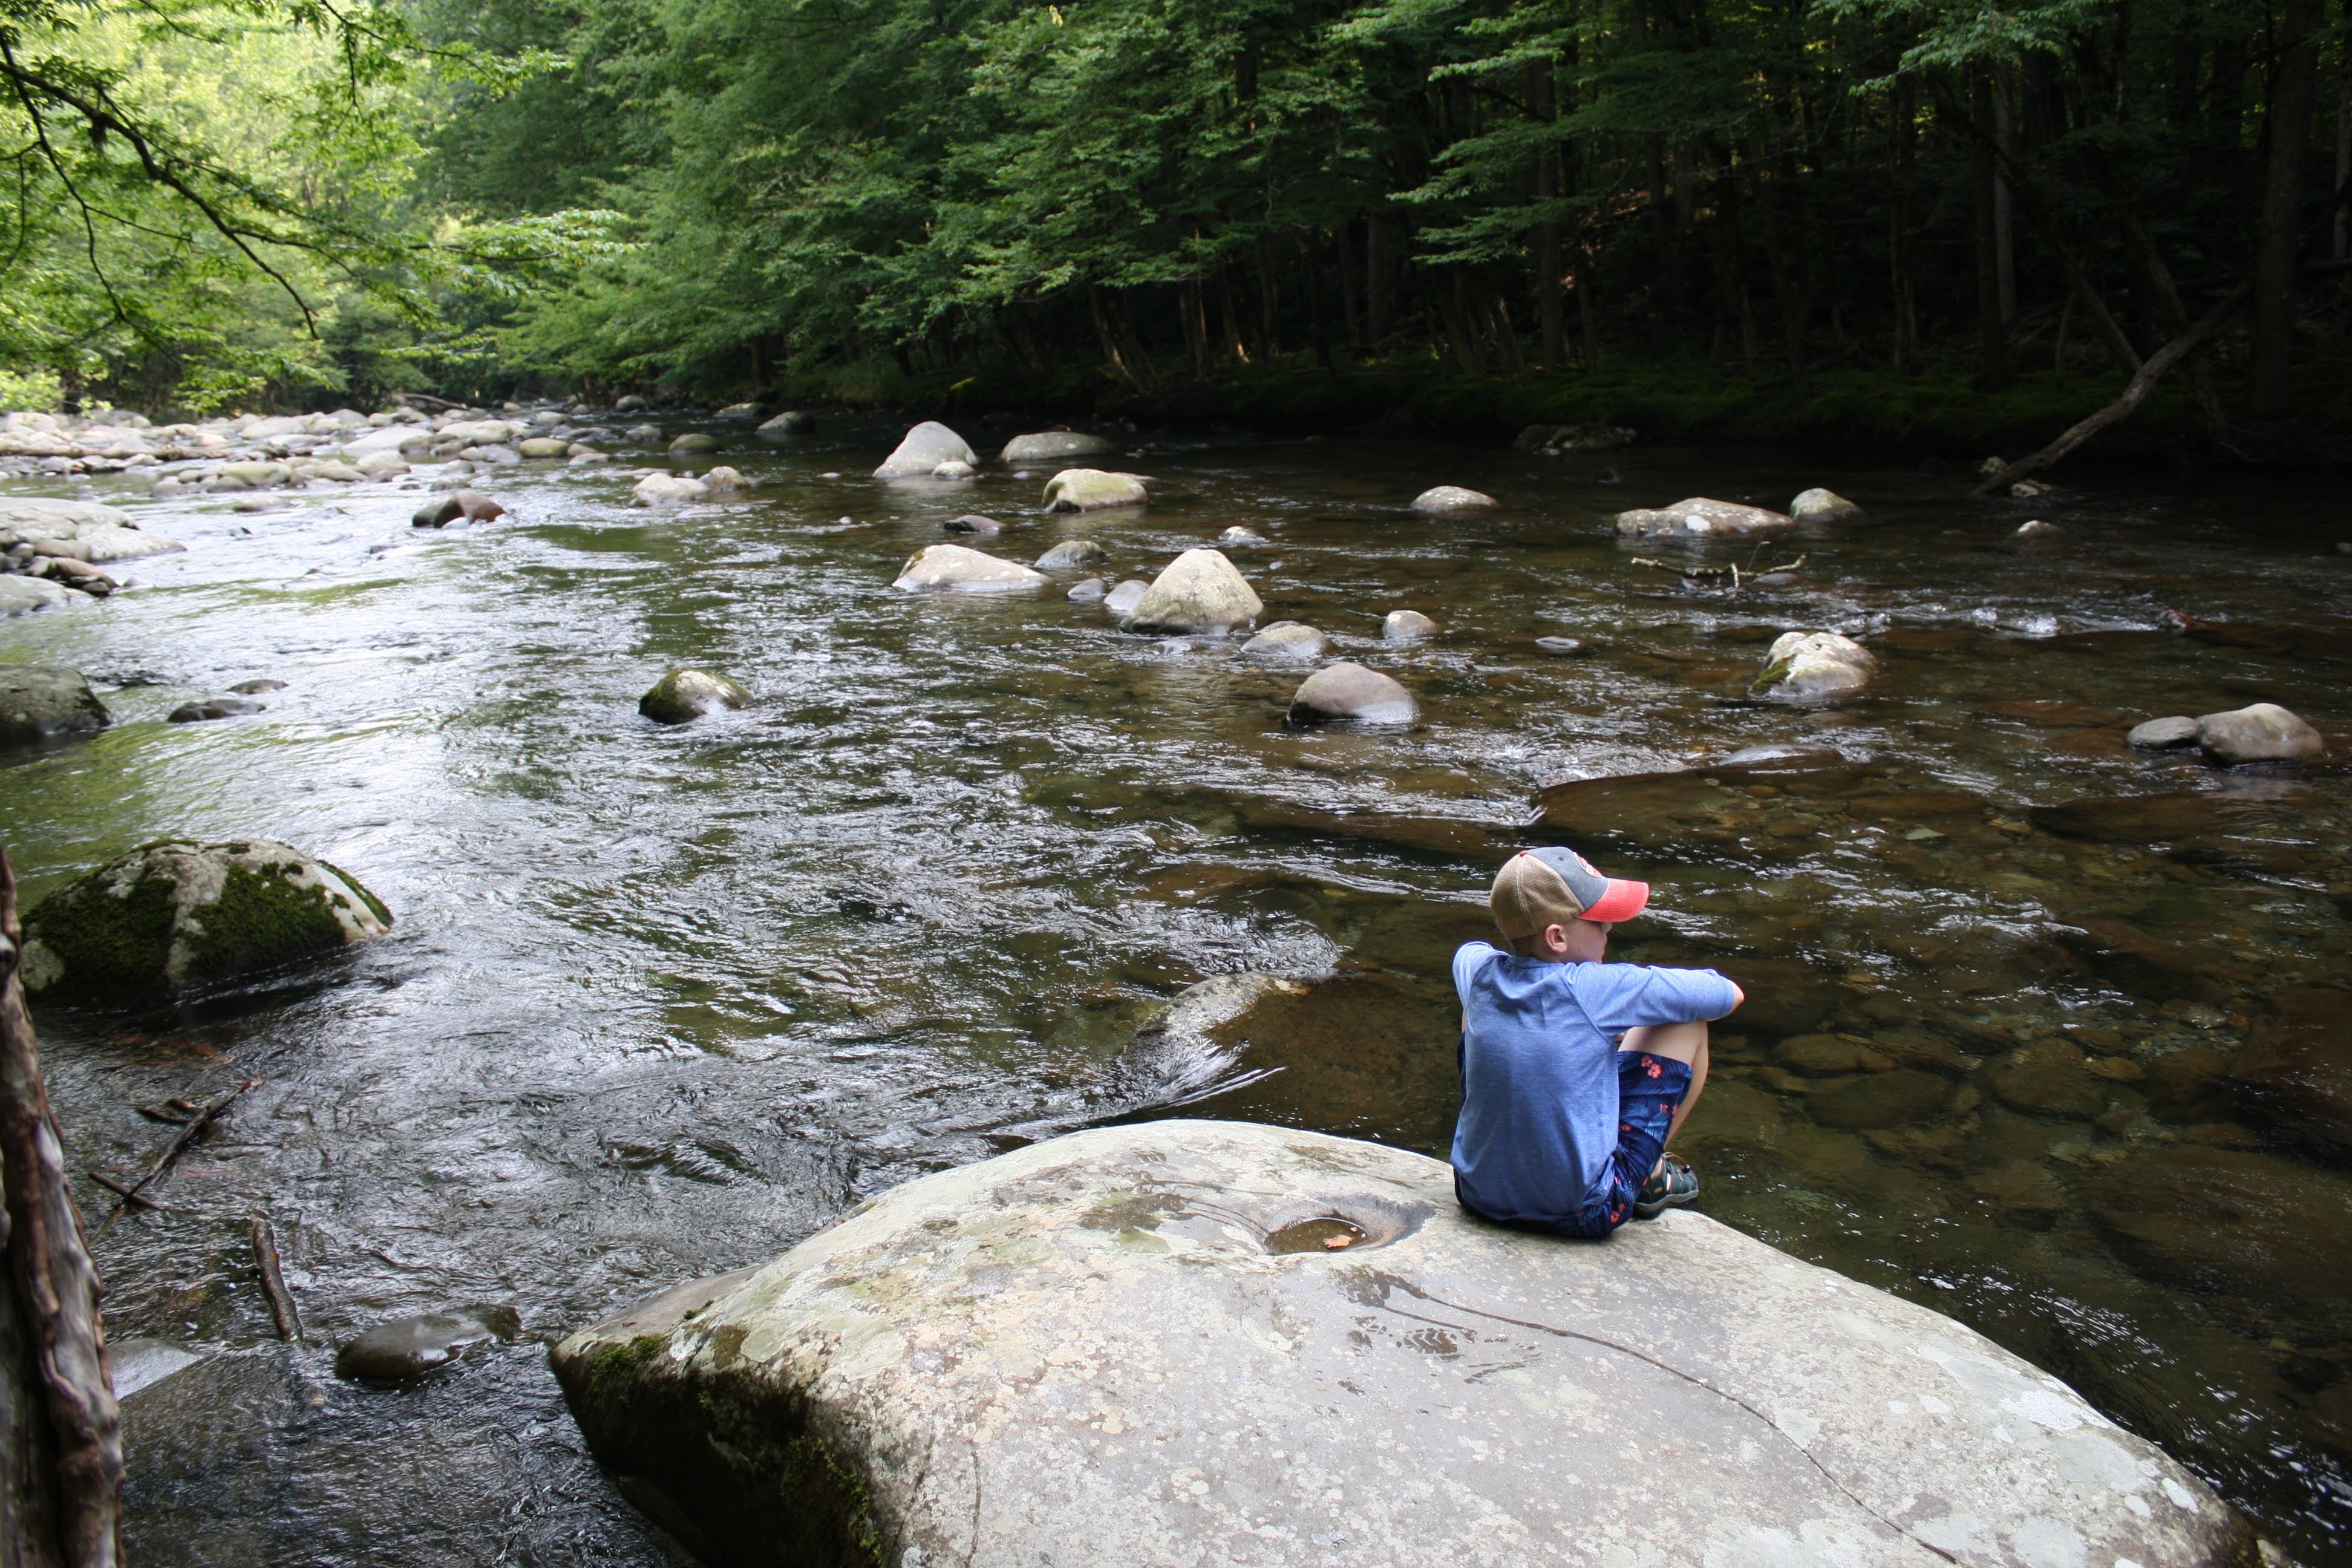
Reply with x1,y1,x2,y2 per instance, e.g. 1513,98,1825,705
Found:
4,0,2350,454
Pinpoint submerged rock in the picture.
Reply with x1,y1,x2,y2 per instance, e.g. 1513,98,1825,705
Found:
2228,988,2352,1161
1217,526,1270,547
1382,609,1438,643
1066,578,1107,604
1102,579,1149,618
518,437,570,459
1289,662,1417,725
2087,1145,2352,1320
1616,497,1793,538
874,421,977,479
1033,540,1105,570
1806,1069,1952,1129
1238,621,1328,663
2128,716,2201,750
2016,519,2065,542
166,696,264,723
1000,431,1117,464
932,460,976,480
2195,702,2324,765
553,1120,2249,1568
668,433,720,454
0,665,109,748
1410,485,1496,512
942,514,1002,536
337,1306,520,1382
1534,635,1589,656
1121,549,1261,635
20,838,392,1006
1042,469,1149,512
412,490,505,528
701,466,751,493
1788,488,1861,523
639,670,749,725
1749,630,1875,701
757,410,815,434
891,544,1048,594
0,577,76,616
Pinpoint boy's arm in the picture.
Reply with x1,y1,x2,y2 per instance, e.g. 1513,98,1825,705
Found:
1592,965,1742,1034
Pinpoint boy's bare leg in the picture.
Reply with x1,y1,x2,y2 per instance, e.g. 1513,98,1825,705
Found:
1618,1021,1710,1168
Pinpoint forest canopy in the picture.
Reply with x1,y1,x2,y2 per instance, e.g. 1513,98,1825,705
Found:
6,0,2348,443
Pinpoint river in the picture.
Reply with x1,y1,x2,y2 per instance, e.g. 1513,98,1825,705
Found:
2,414,2347,1565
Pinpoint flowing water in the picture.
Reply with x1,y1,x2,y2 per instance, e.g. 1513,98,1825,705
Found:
3,416,2348,1565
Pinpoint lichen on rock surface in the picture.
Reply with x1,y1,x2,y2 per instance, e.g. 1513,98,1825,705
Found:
21,838,392,1006
552,1120,2257,1568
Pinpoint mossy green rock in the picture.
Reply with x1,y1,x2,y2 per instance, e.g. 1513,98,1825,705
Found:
20,839,392,1007
639,668,749,725
0,665,109,748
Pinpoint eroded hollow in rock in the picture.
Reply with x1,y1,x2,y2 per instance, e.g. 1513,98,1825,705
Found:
1265,1215,1370,1253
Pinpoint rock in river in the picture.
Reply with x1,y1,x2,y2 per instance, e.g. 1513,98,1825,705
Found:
1382,609,1438,642
1033,540,1105,570
668,433,720,454
1042,468,1149,512
1121,548,1261,635
1102,579,1148,618
2128,716,2201,750
1788,488,1861,523
1238,621,1328,663
757,410,815,434
1616,497,1793,538
874,421,978,479
1410,484,1496,512
2227,988,2352,1161
942,514,1002,537
2195,702,2324,765
20,838,392,1006
891,544,1048,595
0,498,182,562
551,1120,2251,1568
338,1305,520,1382
1750,630,1875,701
166,696,264,724
412,490,507,528
0,665,109,748
640,669,749,725
1289,662,1418,725
999,431,1117,464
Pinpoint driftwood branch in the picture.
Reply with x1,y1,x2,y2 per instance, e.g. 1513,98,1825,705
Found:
1970,280,2254,497
97,1079,255,1233
0,846,124,1568
83,1174,161,1214
1631,553,1808,591
249,1215,302,1343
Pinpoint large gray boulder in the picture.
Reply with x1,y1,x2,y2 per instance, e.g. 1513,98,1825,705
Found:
1000,431,1118,464
2195,702,2324,765
1120,548,1261,635
0,665,109,747
874,421,978,479
1410,484,1496,512
1789,487,1862,523
21,838,392,1007
0,498,182,562
0,577,76,616
551,1120,2251,1568
1751,630,1875,701
890,544,1048,594
1617,497,1794,538
1289,661,1419,725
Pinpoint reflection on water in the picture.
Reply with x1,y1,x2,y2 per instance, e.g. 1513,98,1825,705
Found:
3,416,2348,1563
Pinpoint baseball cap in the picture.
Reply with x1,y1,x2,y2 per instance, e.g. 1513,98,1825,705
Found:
1489,845,1650,938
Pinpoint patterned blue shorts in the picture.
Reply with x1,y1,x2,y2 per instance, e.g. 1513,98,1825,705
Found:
1463,1051,1695,1240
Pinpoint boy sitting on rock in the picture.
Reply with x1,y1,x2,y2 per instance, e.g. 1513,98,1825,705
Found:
1452,845,1743,1237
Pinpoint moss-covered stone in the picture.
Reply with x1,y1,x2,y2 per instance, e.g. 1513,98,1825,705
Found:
21,838,393,1007
0,664,110,748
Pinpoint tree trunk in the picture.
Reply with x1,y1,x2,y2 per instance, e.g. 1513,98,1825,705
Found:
1756,149,1809,373
1182,277,1210,381
1440,273,1486,374
1889,79,1919,372
1253,237,1279,358
1971,74,2013,388
1217,263,1250,365
2248,0,2325,416
1993,64,2018,327
1577,261,1601,372
1365,215,1391,347
1336,219,1364,351
1527,60,1566,371
0,847,124,1568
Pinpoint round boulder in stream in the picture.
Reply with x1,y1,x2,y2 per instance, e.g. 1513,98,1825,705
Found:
1788,488,1862,523
1042,469,1149,512
19,838,392,1006
551,1120,2253,1568
1120,548,1260,635
1410,484,1496,512
874,421,978,479
337,1305,520,1382
0,664,109,748
999,431,1117,464
1616,497,1794,538
1750,630,1875,701
640,669,749,725
1239,621,1328,663
1288,662,1418,726
892,544,1049,594
2194,702,2324,765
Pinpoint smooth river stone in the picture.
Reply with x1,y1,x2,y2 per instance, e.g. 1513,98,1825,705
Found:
1805,1069,1952,1129
1043,468,1149,511
1986,1039,2108,1120
1615,497,1794,538
1238,621,1328,663
639,669,748,725
2195,702,2324,765
1121,549,1260,635
874,420,977,478
2128,716,2202,750
1382,609,1438,642
552,1120,2250,1568
891,544,1048,594
2086,1145,2352,1321
1410,484,1496,512
2227,988,2352,1160
998,431,1117,463
0,665,109,747
1788,487,1861,523
336,1305,520,1381
1287,662,1417,725
1033,540,1105,570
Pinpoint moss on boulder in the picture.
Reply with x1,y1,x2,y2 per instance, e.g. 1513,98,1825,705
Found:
21,838,393,1007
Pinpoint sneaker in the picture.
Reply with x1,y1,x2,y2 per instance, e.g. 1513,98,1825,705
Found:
1632,1152,1699,1219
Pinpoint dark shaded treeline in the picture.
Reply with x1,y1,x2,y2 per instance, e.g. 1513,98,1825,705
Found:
420,0,2351,449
